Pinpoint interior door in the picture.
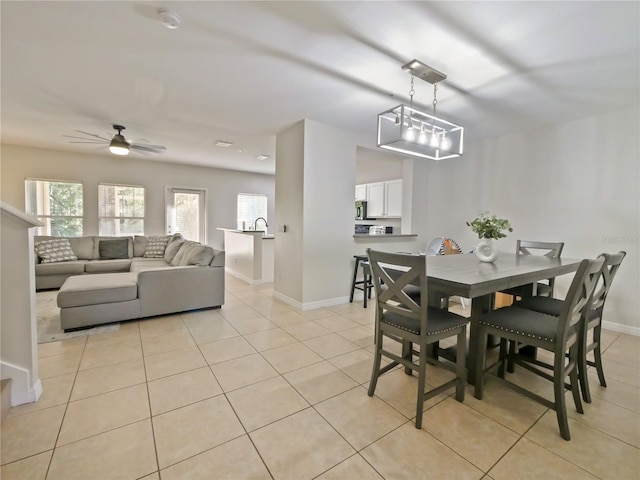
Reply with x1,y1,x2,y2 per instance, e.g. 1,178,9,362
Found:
165,187,206,243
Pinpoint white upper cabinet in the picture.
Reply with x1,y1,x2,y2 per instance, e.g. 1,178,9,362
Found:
385,179,403,217
366,182,386,218
355,184,367,201
357,179,403,218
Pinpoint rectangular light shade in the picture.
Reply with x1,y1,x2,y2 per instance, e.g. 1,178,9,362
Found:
377,104,464,160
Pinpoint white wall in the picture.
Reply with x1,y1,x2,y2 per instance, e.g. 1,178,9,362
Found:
407,107,639,332
0,145,275,250
274,121,305,302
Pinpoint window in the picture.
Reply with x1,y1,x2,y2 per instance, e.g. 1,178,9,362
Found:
98,184,145,236
237,193,267,230
25,179,83,236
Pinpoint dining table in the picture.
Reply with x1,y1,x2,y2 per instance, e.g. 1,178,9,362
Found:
423,252,584,385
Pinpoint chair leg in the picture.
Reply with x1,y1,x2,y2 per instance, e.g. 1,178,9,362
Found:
578,325,592,404
367,332,383,397
506,340,517,373
554,366,571,441
474,329,488,400
455,326,466,402
402,340,413,375
498,338,508,378
415,347,427,429
349,258,360,303
592,324,607,388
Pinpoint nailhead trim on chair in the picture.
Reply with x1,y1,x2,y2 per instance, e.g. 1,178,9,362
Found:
382,319,463,336
478,320,556,343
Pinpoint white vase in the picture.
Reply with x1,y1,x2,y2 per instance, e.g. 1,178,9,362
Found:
475,238,498,263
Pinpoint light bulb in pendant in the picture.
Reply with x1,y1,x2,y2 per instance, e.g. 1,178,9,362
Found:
440,133,451,151
418,124,428,144
429,129,439,148
404,119,417,142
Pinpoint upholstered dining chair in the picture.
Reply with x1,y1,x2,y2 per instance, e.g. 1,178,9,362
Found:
516,251,626,403
473,256,604,441
366,249,469,429
500,240,565,299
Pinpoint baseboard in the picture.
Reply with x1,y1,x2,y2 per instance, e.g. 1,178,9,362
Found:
224,268,266,285
0,361,43,406
272,291,349,311
602,320,640,337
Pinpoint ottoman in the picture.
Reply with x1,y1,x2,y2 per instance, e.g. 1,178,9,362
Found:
57,273,141,331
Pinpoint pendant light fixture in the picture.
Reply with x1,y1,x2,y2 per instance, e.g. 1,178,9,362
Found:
377,60,463,160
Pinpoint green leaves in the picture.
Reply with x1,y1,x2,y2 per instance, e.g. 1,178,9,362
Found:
466,212,513,240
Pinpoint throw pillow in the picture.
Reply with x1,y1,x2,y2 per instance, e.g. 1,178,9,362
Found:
181,245,215,266
164,239,185,263
35,238,78,263
143,236,170,258
99,239,130,260
171,241,201,266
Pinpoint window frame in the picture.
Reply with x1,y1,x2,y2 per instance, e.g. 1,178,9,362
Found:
98,183,146,236
25,178,84,237
237,193,268,231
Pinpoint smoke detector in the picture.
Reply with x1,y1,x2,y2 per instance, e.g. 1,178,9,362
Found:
158,9,180,30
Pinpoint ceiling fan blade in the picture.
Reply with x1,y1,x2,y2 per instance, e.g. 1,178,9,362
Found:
74,130,111,141
130,143,167,153
67,140,108,144
63,134,107,142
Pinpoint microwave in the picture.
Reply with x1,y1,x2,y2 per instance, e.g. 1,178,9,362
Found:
355,201,367,220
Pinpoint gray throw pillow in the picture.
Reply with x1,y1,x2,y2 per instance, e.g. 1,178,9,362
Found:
99,239,129,259
164,239,185,263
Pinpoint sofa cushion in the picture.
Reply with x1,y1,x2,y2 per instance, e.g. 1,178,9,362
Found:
85,259,132,273
35,238,78,263
92,236,133,259
99,238,130,259
57,272,138,308
68,237,94,260
171,241,200,266
143,236,170,258
180,245,215,266
164,239,185,263
35,260,87,276
130,258,171,272
133,235,148,257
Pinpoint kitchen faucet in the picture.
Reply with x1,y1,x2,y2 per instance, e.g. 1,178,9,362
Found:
253,217,268,231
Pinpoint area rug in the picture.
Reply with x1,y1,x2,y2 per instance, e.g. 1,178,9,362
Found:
36,290,119,344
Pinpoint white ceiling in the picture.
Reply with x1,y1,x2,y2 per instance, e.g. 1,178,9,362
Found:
2,1,638,176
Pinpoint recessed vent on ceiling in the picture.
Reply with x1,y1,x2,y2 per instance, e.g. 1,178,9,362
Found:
215,140,233,148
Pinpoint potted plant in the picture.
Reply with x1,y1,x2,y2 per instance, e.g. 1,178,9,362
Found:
466,212,513,262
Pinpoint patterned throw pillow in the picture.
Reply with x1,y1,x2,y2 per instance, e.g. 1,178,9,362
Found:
143,236,170,258
35,238,78,263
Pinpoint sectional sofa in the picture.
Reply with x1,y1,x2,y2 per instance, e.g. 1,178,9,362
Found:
34,234,225,330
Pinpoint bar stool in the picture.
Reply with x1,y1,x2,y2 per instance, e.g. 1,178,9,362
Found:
349,254,373,307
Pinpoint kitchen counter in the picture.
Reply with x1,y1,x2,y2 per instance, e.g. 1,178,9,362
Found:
218,228,274,283
353,234,418,239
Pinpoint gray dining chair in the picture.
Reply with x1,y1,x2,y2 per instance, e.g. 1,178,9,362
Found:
473,256,604,441
516,251,626,403
366,248,469,429
500,240,565,299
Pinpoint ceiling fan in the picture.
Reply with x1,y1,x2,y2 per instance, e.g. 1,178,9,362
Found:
63,124,167,156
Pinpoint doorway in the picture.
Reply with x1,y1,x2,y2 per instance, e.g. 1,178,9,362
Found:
165,187,206,243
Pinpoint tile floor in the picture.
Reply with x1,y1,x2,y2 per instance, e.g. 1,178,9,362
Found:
2,274,639,479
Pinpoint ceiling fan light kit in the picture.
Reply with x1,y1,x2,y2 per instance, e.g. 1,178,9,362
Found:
377,59,464,161
109,125,130,155
158,9,180,30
